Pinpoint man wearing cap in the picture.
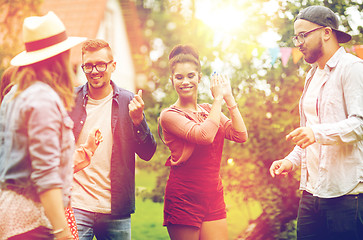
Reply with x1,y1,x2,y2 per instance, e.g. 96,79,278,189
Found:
269,5,363,240
69,39,157,240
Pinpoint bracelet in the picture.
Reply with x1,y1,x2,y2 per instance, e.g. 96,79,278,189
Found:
227,103,238,111
52,226,67,235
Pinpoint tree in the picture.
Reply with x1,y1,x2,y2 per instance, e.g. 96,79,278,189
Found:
0,0,42,74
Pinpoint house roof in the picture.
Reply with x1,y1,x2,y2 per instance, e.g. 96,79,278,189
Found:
119,0,145,73
41,0,145,72
42,0,107,65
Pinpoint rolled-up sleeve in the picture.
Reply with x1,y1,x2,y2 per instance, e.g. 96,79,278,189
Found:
25,94,63,194
285,145,303,171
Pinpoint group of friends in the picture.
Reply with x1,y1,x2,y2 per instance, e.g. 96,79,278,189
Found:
0,5,362,240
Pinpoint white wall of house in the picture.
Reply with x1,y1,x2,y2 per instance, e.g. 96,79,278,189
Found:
76,0,136,92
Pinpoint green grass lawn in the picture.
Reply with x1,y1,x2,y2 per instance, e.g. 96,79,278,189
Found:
132,169,169,240
132,197,169,240
225,193,262,239
132,169,262,240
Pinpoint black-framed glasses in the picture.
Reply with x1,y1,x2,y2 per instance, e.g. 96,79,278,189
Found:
292,26,325,46
81,60,113,74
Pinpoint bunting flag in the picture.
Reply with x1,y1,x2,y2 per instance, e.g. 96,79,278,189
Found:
292,47,303,64
280,47,292,67
354,45,363,59
269,47,280,65
345,46,355,54
243,45,363,67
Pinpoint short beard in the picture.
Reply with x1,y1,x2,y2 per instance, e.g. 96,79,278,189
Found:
304,39,323,64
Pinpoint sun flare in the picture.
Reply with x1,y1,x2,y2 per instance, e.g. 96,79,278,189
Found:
195,1,247,34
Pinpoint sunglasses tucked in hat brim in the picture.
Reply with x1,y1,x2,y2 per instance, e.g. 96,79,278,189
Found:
10,11,87,66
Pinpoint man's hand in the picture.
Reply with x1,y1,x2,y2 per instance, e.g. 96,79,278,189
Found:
286,127,315,149
129,89,144,126
269,159,293,178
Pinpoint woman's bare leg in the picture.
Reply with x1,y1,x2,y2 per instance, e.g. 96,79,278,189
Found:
200,218,228,240
167,224,200,240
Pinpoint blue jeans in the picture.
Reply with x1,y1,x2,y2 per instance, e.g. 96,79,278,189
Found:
73,208,131,240
297,191,363,240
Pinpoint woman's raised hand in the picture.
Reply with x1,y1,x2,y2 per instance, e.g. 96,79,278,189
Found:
210,73,233,101
220,74,233,100
210,73,224,100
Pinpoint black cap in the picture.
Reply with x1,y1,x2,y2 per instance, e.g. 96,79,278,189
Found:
295,6,351,43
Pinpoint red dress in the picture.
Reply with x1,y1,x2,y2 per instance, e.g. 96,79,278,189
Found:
160,104,247,228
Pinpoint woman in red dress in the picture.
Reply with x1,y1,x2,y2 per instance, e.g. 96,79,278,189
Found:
160,44,248,240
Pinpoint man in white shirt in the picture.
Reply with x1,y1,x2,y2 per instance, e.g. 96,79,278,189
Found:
70,39,157,240
269,5,363,240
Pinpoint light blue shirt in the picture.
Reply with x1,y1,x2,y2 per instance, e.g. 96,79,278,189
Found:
286,47,363,198
0,81,74,206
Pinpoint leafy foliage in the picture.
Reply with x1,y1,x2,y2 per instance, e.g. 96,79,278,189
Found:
0,0,42,72
132,0,362,238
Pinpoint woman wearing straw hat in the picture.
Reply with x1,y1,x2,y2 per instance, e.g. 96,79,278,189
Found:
0,11,86,239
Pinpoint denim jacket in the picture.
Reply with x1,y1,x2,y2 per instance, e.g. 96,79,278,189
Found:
69,81,157,216
286,47,363,198
0,82,74,207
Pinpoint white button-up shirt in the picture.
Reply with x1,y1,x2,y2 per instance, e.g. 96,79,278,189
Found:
286,47,363,198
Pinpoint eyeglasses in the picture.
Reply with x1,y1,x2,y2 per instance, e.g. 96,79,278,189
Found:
81,60,113,74
292,26,325,46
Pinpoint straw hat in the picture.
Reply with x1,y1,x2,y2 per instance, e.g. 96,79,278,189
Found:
11,11,87,66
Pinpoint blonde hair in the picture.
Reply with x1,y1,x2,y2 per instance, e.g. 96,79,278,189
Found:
81,39,113,61
0,66,18,104
12,51,74,110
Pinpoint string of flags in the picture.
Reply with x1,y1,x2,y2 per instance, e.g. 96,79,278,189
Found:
268,45,363,66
